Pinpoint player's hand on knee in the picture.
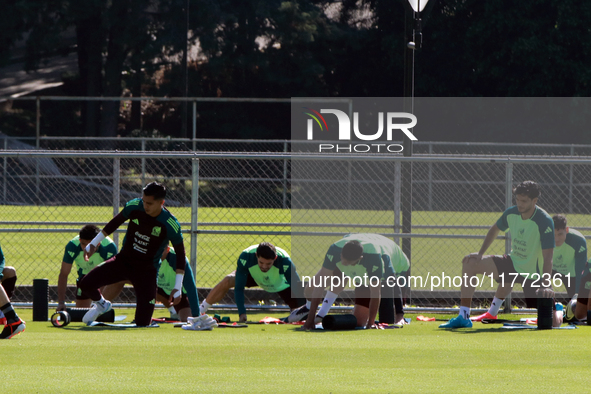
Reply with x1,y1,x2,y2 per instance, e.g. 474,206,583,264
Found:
239,314,247,323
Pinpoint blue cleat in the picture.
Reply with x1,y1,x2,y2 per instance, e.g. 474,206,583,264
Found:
439,315,473,329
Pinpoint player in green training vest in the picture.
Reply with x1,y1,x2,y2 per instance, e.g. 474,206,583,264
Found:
552,214,591,322
156,245,200,321
199,242,306,323
301,234,407,330
440,181,558,329
57,225,125,311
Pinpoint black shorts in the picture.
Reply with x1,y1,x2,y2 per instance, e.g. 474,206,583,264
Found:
354,286,371,308
577,272,591,306
156,287,190,312
492,254,552,309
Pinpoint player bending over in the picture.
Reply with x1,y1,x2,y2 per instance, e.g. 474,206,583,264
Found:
199,242,306,323
80,182,186,326
300,233,407,330
156,245,200,322
57,224,126,311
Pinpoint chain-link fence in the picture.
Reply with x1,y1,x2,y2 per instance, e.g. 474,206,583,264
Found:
3,150,591,311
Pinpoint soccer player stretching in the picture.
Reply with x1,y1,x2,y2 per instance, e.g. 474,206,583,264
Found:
80,182,186,326
440,181,557,328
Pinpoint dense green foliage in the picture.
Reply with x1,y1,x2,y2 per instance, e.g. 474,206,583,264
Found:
2,1,591,142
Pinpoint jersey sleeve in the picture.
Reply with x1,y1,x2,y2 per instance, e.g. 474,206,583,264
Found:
235,252,249,315
121,198,142,219
282,257,304,299
363,254,384,279
573,237,588,293
538,217,555,250
98,240,118,261
181,260,200,316
62,241,77,265
0,244,4,275
322,244,341,270
496,208,511,232
165,216,183,245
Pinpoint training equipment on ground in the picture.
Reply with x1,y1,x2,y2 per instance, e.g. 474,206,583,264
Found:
321,314,357,330
182,314,218,331
67,307,116,323
564,299,578,322
501,322,577,330
471,312,497,322
88,321,159,328
537,298,554,330
33,278,49,322
287,305,311,323
82,300,113,325
0,319,26,339
416,315,436,321
51,311,71,327
439,315,473,329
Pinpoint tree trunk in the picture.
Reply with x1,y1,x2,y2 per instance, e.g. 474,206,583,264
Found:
76,16,104,137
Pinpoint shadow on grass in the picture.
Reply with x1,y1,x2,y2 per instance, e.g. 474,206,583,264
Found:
60,325,159,332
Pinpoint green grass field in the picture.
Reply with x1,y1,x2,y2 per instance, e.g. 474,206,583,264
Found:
5,308,590,393
2,205,585,295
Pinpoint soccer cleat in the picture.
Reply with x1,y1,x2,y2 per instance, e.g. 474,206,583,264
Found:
315,315,324,324
0,319,26,339
82,300,112,325
439,315,473,329
287,305,311,323
0,317,6,326
470,312,497,322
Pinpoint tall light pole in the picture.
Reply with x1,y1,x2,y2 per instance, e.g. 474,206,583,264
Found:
402,0,427,298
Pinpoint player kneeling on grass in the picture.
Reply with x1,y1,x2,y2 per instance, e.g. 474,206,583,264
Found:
199,242,306,323
548,215,591,323
299,234,407,330
0,242,25,339
440,181,560,329
57,224,127,311
156,245,200,322
79,182,187,326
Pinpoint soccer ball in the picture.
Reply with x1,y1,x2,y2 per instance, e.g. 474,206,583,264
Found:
564,299,578,322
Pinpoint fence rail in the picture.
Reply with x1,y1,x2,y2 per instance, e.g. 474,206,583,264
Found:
1,149,590,311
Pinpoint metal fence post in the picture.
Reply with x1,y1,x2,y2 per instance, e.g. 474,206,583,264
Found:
428,143,433,211
503,161,513,313
141,139,146,187
35,97,41,199
394,161,402,245
190,158,199,279
113,158,120,246
192,101,197,152
569,145,574,213
3,137,7,203
283,141,288,209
